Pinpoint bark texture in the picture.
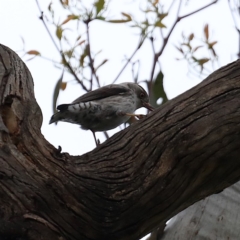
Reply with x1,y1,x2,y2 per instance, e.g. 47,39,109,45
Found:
0,44,240,240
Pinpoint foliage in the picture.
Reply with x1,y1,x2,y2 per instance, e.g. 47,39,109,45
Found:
23,0,220,114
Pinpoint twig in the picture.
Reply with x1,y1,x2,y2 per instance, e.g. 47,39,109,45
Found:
227,0,240,57
167,0,177,13
85,19,101,89
35,1,60,53
103,131,109,139
149,0,219,82
112,36,146,84
35,0,89,92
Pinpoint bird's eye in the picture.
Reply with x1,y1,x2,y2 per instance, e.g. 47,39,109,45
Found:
140,92,145,98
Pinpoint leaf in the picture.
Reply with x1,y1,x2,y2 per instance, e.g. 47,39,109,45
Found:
26,50,41,56
64,50,73,58
208,41,217,48
95,59,108,71
56,26,63,40
181,43,192,50
96,16,106,21
80,46,88,67
121,12,132,21
155,20,166,28
188,33,194,41
76,35,81,41
198,58,209,65
175,46,183,54
78,40,86,46
61,15,79,25
94,0,105,15
60,82,67,90
193,46,203,53
158,13,168,21
108,12,132,24
151,71,168,107
53,71,65,117
60,0,68,7
48,2,52,12
108,19,131,23
204,24,209,40
153,0,159,6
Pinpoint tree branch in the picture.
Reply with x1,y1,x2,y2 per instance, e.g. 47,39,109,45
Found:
35,0,89,92
113,36,146,84
149,0,219,82
1,44,240,240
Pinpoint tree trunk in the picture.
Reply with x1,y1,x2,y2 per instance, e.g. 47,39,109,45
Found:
0,44,240,240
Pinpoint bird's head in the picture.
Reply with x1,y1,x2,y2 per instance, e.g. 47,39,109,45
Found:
126,83,154,111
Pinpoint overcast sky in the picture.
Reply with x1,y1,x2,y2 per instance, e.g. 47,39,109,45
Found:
0,0,238,156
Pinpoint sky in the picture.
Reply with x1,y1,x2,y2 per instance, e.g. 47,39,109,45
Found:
0,0,239,239
0,0,237,155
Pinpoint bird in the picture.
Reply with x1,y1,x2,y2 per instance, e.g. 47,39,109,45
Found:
49,82,154,146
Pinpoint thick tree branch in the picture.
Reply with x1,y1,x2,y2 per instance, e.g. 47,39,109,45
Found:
0,44,240,240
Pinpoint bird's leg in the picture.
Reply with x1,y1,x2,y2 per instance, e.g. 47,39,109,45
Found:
91,130,100,146
125,113,146,119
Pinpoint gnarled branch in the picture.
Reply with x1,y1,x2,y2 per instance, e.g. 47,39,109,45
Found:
0,44,240,240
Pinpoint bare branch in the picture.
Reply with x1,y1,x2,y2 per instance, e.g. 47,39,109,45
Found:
35,0,89,92
85,20,101,89
149,0,219,82
112,36,146,84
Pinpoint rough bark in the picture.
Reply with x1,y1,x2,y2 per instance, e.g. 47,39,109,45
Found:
0,43,240,240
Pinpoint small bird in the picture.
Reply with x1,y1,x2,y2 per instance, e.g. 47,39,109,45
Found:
49,82,154,145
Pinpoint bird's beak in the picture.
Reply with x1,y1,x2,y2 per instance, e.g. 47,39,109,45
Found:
143,102,155,111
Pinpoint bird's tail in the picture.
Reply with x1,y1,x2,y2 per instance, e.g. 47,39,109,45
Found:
49,112,63,124
49,104,71,124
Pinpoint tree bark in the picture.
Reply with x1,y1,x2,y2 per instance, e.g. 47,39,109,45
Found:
0,44,240,240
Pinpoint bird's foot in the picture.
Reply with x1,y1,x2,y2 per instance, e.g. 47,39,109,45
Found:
125,113,146,119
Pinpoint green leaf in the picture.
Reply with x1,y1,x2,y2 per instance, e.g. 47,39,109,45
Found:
155,20,166,28
80,46,88,67
59,0,68,7
198,58,209,65
56,26,63,40
121,12,132,21
108,12,132,24
94,0,105,15
151,71,168,107
96,16,106,21
108,19,131,23
95,59,108,71
158,13,168,21
61,15,79,25
53,71,65,119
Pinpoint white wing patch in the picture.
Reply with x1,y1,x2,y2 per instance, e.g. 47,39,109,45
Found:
68,102,95,112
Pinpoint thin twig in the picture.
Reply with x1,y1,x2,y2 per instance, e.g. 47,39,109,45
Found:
167,0,177,13
85,19,101,89
35,0,60,52
149,0,219,82
227,0,240,57
35,0,89,92
112,36,146,84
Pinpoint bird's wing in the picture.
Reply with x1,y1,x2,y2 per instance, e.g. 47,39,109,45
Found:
71,84,130,103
